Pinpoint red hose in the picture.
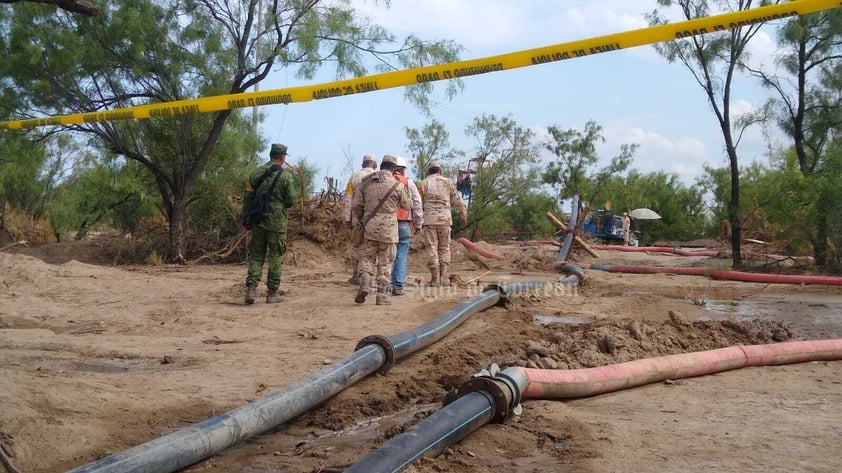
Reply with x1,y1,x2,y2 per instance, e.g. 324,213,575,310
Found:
590,245,720,257
505,240,563,248
673,249,721,257
709,270,842,286
456,238,506,260
591,244,676,253
517,339,842,399
581,263,707,276
584,263,842,286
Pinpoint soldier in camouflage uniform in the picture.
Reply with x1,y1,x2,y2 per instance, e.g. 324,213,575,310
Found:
351,155,411,305
419,160,468,286
343,154,378,285
242,144,298,304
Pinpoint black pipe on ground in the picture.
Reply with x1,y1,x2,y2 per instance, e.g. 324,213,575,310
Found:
345,273,583,473
345,392,497,473
66,288,503,473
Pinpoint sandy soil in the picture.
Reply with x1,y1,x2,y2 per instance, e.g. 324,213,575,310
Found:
1,237,841,473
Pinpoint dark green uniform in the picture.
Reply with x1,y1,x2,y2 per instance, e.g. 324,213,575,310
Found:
242,161,298,291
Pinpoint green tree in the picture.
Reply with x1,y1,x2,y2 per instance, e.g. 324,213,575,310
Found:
503,192,560,240
2,0,462,261
743,9,842,266
404,120,463,178
0,0,100,16
541,120,636,207
0,132,77,225
0,131,46,218
649,0,771,267
48,152,158,240
462,114,541,240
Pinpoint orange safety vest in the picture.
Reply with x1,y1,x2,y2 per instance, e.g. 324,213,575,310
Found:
394,173,410,221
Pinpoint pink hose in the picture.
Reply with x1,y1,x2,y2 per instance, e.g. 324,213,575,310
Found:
518,339,842,399
456,237,506,260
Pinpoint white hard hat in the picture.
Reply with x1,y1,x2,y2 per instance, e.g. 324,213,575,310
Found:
395,156,408,168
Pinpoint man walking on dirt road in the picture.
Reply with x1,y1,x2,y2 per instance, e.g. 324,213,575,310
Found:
419,161,467,287
344,154,378,285
242,143,298,304
351,155,410,305
390,156,423,296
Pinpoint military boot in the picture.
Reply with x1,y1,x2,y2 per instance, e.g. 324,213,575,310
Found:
376,288,391,305
428,266,440,287
266,289,286,304
347,261,361,285
244,285,257,305
354,272,370,304
439,263,450,286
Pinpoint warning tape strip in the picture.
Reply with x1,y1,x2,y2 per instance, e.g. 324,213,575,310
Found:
1,0,839,130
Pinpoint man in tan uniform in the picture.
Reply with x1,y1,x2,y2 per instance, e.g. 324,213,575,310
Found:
622,212,631,246
351,155,411,305
344,154,378,284
419,160,468,286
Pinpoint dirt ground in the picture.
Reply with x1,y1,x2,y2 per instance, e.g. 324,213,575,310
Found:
1,236,841,473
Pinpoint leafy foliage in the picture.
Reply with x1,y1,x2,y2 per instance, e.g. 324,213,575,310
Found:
404,120,463,178
461,114,541,239
649,0,769,267
541,120,636,205
2,0,462,260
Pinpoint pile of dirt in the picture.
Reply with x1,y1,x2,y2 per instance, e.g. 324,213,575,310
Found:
288,198,348,255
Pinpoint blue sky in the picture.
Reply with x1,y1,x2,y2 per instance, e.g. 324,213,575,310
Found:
257,0,787,187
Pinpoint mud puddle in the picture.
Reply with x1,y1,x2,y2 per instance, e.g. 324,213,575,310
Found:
701,292,842,338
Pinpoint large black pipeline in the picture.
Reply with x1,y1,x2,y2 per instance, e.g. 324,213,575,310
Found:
345,392,496,473
347,272,583,473
66,288,502,473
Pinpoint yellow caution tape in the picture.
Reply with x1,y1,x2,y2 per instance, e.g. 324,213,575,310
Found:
2,0,839,130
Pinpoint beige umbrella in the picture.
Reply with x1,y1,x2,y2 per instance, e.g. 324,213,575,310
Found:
629,208,661,220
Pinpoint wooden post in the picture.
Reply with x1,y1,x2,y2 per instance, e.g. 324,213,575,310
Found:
545,211,601,258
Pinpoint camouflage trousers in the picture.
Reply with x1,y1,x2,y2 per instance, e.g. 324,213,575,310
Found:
422,224,451,268
347,239,363,266
246,227,287,291
359,239,396,292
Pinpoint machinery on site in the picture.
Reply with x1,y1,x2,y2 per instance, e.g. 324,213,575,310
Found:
581,209,638,245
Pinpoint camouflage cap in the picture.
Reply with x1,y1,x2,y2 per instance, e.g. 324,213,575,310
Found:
381,155,398,165
270,143,287,155
428,160,442,169
362,154,377,163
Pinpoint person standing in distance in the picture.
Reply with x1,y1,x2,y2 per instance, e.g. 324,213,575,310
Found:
343,154,378,285
419,160,467,286
242,143,298,304
351,155,410,305
390,156,424,296
622,211,631,246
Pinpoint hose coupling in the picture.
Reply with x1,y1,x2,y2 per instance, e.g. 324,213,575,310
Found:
453,363,523,423
556,263,585,281
354,335,396,374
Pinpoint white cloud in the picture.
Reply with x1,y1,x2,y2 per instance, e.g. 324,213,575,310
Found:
351,0,525,50
730,99,756,119
744,30,780,70
601,124,709,183
350,1,657,52
531,118,710,184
